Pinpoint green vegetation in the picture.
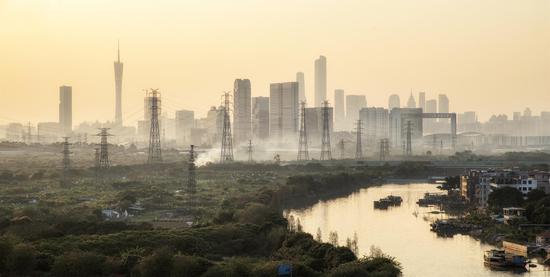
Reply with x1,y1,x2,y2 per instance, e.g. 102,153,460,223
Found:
0,152,403,276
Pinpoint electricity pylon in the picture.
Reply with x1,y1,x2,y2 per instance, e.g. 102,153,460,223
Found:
297,101,309,161
220,92,234,162
355,120,363,160
147,89,163,164
320,100,332,161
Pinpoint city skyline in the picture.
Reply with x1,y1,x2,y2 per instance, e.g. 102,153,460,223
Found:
0,0,549,125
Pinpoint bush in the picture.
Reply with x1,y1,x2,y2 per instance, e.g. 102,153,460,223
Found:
170,255,212,277
138,247,174,277
7,243,36,275
51,251,107,277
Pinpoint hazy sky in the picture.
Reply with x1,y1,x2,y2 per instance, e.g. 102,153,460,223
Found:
0,0,549,125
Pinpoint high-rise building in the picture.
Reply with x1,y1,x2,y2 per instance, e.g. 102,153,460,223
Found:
314,56,327,107
233,79,251,144
175,110,194,147
296,72,306,103
59,85,72,135
424,99,437,133
388,94,400,110
334,89,345,130
346,95,367,129
406,94,416,108
252,96,269,140
269,82,299,140
114,43,123,126
418,92,426,110
425,99,437,113
438,94,449,113
359,107,389,147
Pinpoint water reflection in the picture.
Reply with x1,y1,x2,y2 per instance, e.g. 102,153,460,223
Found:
287,183,550,277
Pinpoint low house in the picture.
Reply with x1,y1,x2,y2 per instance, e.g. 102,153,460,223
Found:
503,207,526,224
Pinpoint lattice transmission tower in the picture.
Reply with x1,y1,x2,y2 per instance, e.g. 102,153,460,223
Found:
147,89,163,164
187,145,196,193
320,100,332,161
97,128,112,168
339,139,346,160
379,138,390,161
61,137,71,185
355,120,363,160
297,101,309,161
220,92,234,162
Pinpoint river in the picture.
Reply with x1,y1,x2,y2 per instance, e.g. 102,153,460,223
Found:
286,183,550,277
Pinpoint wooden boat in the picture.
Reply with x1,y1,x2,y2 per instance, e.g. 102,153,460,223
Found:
484,249,528,270
374,195,402,209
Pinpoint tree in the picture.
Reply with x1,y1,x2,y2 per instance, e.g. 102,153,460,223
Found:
329,231,339,246
487,187,524,211
138,248,174,277
7,244,36,275
315,227,322,242
51,251,107,277
526,189,546,203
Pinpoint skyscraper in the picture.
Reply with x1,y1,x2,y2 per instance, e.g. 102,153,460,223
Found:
418,92,426,110
252,97,269,140
175,110,194,147
269,82,299,140
388,94,400,110
59,86,72,135
425,99,437,133
114,42,123,126
406,93,416,108
233,79,251,144
296,72,306,103
438,94,449,113
314,56,327,107
346,95,367,129
359,107,389,147
334,89,345,130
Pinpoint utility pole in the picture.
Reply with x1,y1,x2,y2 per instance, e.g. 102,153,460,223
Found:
220,92,234,162
97,128,112,169
187,145,196,193
320,100,332,161
147,89,163,164
297,101,309,161
406,120,412,156
247,140,253,162
61,137,71,185
355,120,363,160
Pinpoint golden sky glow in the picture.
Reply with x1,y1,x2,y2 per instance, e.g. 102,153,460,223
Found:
0,0,549,124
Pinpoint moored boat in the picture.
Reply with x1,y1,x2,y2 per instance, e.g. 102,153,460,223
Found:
484,249,528,270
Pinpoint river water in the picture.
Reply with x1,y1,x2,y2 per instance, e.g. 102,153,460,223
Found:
286,183,550,277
